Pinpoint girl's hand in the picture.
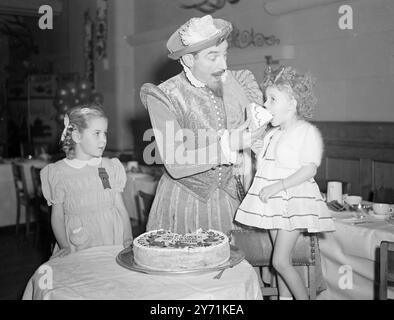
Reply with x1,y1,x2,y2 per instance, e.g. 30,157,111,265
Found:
52,247,71,259
259,183,282,203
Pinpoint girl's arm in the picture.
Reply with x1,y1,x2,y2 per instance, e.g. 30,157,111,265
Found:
259,164,317,202
51,204,70,250
114,193,133,247
281,164,317,190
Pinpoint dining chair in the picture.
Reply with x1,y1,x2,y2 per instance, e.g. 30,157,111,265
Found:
379,241,394,300
12,162,35,237
134,190,155,236
229,228,319,300
30,166,55,256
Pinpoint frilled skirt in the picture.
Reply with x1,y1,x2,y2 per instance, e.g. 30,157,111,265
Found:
235,162,335,233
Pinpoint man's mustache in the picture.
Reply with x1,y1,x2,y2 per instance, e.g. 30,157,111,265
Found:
212,70,226,77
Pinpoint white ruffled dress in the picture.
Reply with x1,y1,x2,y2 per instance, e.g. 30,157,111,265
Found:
235,120,335,233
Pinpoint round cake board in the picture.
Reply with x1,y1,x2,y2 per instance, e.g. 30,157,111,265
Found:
116,245,245,276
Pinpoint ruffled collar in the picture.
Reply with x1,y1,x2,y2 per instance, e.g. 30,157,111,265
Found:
180,61,205,88
64,157,102,169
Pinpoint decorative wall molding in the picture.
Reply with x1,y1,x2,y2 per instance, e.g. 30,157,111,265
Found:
264,0,346,16
313,121,394,199
228,25,280,49
126,24,283,53
179,0,240,14
314,121,394,152
228,45,294,67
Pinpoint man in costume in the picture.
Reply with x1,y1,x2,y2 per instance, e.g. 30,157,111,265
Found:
140,15,264,234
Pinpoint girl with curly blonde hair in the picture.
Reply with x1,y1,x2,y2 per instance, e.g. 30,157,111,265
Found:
235,66,335,300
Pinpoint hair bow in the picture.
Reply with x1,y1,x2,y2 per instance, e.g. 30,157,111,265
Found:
61,114,70,142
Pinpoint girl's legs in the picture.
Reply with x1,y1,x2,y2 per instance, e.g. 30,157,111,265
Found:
272,229,309,300
269,230,292,299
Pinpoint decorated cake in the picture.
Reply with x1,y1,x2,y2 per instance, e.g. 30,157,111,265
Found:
132,229,230,271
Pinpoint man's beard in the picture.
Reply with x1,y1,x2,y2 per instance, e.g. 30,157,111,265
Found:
207,80,223,97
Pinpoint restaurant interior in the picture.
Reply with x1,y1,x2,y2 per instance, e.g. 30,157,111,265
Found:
0,0,393,301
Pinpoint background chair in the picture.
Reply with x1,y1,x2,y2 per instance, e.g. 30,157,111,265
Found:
229,228,319,299
134,190,155,237
12,162,35,237
30,166,55,257
379,241,394,300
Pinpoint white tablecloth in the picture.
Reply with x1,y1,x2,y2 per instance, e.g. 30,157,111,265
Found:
0,163,17,227
22,245,263,300
319,212,394,299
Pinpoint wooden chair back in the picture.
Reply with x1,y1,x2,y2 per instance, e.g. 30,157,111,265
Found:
11,162,29,203
379,241,394,300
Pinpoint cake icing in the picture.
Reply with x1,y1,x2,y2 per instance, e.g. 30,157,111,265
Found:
132,229,230,271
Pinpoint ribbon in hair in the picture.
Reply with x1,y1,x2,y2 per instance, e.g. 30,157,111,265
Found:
61,114,70,142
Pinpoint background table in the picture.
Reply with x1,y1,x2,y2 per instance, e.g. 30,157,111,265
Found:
0,163,17,227
318,211,394,299
22,245,263,300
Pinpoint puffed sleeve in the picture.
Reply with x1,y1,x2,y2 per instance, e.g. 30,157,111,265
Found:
111,158,127,192
40,163,65,206
231,69,263,105
299,124,324,167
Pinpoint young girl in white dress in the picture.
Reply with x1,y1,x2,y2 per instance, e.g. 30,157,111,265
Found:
40,104,133,258
235,66,335,300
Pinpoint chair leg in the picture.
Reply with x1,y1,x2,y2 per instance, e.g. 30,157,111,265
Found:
260,268,279,299
308,266,317,300
25,205,31,237
379,242,388,300
15,200,21,236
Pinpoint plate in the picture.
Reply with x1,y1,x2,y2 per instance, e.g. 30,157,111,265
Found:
116,244,245,276
368,210,390,220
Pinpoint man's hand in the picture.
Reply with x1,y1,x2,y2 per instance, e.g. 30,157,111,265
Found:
229,118,267,151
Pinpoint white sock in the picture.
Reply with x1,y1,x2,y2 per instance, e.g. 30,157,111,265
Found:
279,296,293,300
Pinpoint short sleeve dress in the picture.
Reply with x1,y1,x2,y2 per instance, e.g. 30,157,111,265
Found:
40,157,127,253
235,120,335,233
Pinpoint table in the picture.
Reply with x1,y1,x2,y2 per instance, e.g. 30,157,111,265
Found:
22,245,263,300
318,211,394,299
0,163,17,227
122,172,159,222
